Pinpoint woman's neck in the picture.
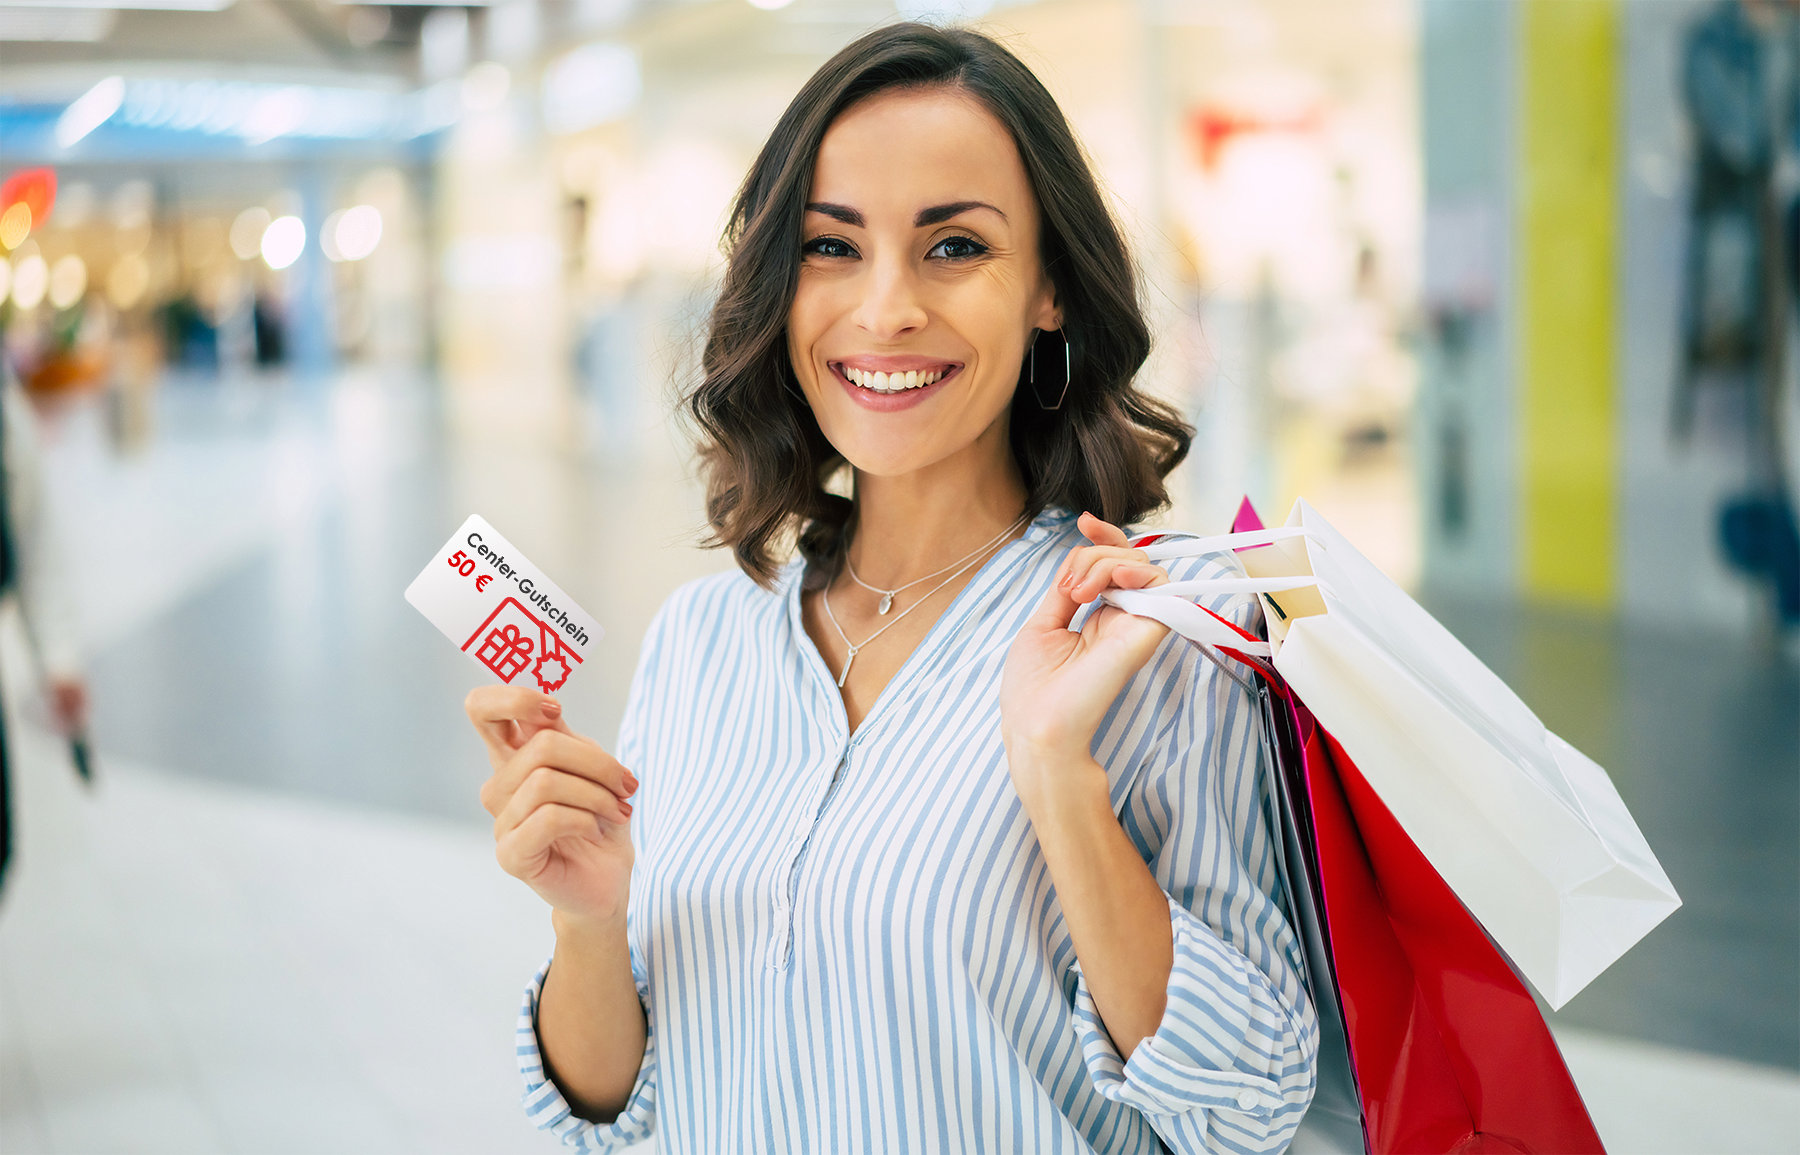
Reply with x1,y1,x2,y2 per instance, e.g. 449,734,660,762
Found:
846,422,1030,588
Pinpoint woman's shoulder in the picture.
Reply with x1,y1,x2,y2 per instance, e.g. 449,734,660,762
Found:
649,560,799,641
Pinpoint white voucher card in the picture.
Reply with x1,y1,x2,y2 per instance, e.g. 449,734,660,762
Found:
405,514,603,692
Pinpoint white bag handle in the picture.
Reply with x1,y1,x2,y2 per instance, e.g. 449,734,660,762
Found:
1155,576,1321,597
1136,526,1313,561
1100,588,1273,657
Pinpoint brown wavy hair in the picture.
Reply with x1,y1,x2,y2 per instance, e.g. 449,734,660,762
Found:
686,22,1192,588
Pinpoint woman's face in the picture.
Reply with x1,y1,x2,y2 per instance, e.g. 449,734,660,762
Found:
788,86,1060,480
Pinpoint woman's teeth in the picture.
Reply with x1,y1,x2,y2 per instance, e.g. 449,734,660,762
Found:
843,366,946,393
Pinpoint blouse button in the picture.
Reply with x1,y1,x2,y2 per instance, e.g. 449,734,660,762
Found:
1236,1089,1260,1112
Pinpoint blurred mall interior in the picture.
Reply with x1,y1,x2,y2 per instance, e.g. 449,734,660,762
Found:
0,0,1797,1151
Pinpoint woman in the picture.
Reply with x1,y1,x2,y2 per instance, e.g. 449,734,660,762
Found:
468,23,1317,1154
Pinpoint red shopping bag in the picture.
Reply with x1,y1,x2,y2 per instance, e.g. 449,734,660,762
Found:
1173,501,1606,1154
1283,692,1604,1153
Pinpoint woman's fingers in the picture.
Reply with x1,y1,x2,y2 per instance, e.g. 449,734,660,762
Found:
1058,545,1145,592
495,802,611,880
465,685,574,768
1076,511,1131,547
494,764,633,841
1059,546,1171,602
481,728,637,818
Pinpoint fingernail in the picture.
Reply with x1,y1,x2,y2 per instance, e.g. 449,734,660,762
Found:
623,772,640,794
620,800,634,817
541,699,562,717
1057,571,1072,589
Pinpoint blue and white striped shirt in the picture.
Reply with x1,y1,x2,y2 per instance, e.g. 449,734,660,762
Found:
517,506,1318,1154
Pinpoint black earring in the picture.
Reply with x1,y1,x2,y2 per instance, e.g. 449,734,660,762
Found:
1029,328,1071,410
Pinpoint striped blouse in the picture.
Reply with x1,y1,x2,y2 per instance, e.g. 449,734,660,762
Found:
516,506,1318,1154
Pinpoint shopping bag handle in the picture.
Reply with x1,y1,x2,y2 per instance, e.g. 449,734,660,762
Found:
1155,576,1321,597
1135,525,1314,561
1101,589,1274,657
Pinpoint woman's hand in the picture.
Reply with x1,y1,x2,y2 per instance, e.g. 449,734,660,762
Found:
1000,512,1171,802
468,686,638,925
999,513,1180,1057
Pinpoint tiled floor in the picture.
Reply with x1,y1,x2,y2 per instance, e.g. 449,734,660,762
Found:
2,370,1795,1152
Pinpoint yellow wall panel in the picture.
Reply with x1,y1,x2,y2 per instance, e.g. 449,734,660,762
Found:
1519,0,1618,605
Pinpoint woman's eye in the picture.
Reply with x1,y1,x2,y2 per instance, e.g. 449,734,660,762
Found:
803,237,857,259
929,235,989,261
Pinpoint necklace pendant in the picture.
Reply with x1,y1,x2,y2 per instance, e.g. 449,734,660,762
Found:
877,592,894,616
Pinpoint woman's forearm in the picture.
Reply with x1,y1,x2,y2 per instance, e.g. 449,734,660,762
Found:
1012,751,1174,1059
538,909,649,1121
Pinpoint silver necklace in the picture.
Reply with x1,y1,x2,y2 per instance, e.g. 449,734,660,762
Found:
821,512,1027,688
844,513,1028,615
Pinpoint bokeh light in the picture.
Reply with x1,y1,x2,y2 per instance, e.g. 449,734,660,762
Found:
260,215,306,270
55,75,125,148
0,203,31,250
10,252,48,309
106,254,150,309
461,62,511,113
230,206,272,260
0,168,57,231
323,205,383,262
542,43,639,134
48,254,87,309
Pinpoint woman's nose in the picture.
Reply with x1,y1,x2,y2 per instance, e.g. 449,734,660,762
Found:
852,257,928,340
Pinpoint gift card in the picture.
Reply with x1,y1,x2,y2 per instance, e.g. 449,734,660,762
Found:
405,514,602,693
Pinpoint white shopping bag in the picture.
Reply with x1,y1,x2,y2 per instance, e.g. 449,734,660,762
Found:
1105,499,1680,1009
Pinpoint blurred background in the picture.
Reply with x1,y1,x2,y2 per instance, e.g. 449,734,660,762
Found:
0,0,1795,1151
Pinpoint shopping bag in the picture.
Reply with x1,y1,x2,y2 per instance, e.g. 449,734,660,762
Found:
1111,499,1679,1008
1254,673,1605,1154
1258,681,1365,1155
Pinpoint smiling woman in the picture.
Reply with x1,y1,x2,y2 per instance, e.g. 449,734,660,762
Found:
467,22,1318,1155
688,26,1190,589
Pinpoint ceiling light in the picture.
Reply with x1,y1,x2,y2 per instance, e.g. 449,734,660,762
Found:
56,75,126,148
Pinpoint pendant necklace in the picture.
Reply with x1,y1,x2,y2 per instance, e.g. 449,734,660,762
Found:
822,511,1028,688
844,514,1028,615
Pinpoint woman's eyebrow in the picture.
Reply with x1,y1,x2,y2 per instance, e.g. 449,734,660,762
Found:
915,200,1006,226
806,202,864,226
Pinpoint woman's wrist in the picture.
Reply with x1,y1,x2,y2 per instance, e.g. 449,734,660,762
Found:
552,905,630,950
1004,739,1111,824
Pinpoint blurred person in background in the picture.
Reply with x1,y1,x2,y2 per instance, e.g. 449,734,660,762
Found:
0,362,87,898
1679,0,1800,627
466,25,1315,1155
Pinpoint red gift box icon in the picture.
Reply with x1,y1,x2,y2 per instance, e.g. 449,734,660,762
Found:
463,597,583,692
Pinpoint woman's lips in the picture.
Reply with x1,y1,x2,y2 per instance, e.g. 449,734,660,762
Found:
830,362,962,411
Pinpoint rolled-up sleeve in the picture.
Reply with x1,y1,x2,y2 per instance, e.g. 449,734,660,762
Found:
1075,551,1319,1153
517,947,657,1152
